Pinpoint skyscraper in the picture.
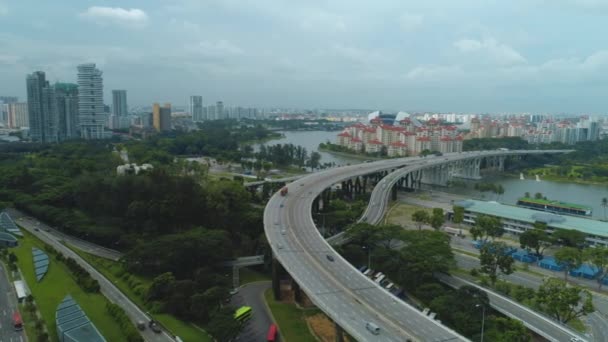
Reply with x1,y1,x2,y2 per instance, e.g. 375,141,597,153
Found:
8,103,29,128
152,103,172,132
77,63,105,139
26,71,57,142
216,101,224,120
112,90,128,117
54,83,79,140
190,96,203,122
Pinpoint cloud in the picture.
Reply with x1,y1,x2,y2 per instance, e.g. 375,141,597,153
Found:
190,40,244,58
0,55,19,65
80,6,148,28
405,65,464,81
454,37,526,66
399,13,424,32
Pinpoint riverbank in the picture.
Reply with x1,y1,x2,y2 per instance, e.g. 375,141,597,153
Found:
317,146,383,161
521,166,608,185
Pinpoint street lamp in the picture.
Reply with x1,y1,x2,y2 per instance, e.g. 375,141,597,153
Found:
475,304,486,342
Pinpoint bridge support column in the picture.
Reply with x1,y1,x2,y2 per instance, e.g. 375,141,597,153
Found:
391,184,398,201
272,257,281,300
335,322,345,342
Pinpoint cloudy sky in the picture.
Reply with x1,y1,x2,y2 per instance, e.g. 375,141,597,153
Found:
1,0,608,113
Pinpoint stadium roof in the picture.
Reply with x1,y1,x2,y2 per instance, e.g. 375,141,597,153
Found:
32,248,49,282
56,295,106,342
456,199,608,238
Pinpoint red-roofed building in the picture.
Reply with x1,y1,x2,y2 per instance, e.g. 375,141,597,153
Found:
388,141,407,157
337,131,352,146
365,139,384,154
350,137,363,152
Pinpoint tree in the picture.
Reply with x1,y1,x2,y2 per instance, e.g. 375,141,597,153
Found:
452,206,464,225
524,192,530,198
308,152,321,171
553,229,586,248
479,242,514,285
205,307,242,342
555,247,582,281
147,272,176,301
536,278,594,323
602,197,608,220
534,192,543,199
430,208,445,230
469,215,503,242
412,210,430,230
484,317,531,342
518,223,553,258
496,184,505,200
585,247,608,290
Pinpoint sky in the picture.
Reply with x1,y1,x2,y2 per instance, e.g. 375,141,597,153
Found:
1,0,608,113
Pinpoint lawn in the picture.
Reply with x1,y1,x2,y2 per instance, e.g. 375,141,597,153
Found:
69,247,212,342
384,203,432,227
239,267,270,285
264,288,318,342
11,231,128,342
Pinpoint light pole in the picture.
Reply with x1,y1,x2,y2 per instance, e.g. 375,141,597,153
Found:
475,304,486,342
362,245,371,269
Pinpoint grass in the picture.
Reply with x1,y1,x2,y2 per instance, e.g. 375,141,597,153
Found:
10,231,128,342
264,288,319,342
384,203,432,227
68,247,212,342
568,318,586,333
239,267,271,286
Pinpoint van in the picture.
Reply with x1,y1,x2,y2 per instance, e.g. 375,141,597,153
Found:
375,275,386,284
366,322,380,335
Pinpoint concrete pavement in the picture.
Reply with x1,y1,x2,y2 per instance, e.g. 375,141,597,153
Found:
0,262,24,342
230,282,274,342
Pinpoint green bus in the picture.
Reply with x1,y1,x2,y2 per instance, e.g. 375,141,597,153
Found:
234,306,253,323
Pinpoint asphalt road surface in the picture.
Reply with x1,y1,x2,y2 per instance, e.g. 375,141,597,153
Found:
265,150,571,341
0,262,23,342
15,219,174,342
230,281,275,342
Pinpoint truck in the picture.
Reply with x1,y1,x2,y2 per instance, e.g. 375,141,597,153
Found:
280,187,288,196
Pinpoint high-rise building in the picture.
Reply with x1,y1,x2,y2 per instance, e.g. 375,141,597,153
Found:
216,101,224,120
152,103,172,132
8,102,28,128
0,96,18,104
54,83,79,140
190,96,203,122
26,71,57,142
77,63,105,139
112,90,128,117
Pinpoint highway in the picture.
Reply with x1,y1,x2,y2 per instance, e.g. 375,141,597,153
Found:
264,150,571,341
0,262,23,342
15,218,174,342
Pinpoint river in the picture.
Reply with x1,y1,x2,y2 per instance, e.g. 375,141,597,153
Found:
257,130,363,166
439,174,608,220
263,131,608,218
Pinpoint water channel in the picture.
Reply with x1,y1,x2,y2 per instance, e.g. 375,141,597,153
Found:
265,130,608,219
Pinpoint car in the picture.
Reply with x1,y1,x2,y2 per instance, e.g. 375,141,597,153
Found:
34,228,40,232
148,320,162,333
326,255,335,262
229,288,239,295
136,321,146,331
569,338,584,342
281,229,286,235
280,204,284,208
278,243,284,249
45,228,51,232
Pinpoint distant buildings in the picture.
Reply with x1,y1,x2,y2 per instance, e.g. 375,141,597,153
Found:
190,96,203,122
26,71,55,142
152,103,171,132
77,63,105,139
112,90,128,116
54,83,79,140
216,101,224,120
7,102,28,128
336,114,463,157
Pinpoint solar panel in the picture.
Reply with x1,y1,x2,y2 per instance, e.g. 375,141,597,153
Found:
32,248,49,282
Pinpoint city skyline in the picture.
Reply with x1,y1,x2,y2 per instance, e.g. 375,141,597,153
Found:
2,1,608,113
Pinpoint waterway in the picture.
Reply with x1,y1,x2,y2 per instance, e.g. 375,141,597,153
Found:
256,130,363,166
264,130,608,219
440,174,608,220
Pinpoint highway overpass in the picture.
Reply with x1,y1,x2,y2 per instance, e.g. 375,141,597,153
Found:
264,150,574,342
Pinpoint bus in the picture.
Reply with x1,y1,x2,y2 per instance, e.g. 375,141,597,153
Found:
234,306,252,323
13,311,23,331
267,323,278,342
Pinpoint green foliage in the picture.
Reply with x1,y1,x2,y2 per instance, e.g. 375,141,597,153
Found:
479,242,514,285
204,307,242,342
553,229,587,248
555,247,583,281
430,208,445,230
452,205,464,224
484,316,531,342
411,210,430,230
106,302,144,342
470,215,503,242
463,137,530,151
519,222,554,257
63,256,100,292
585,246,608,289
536,278,594,323
429,285,489,337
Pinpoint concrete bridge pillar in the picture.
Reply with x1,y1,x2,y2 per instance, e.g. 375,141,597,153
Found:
335,323,345,342
272,257,282,300
498,156,505,172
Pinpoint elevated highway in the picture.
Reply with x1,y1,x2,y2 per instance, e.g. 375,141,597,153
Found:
264,150,573,341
